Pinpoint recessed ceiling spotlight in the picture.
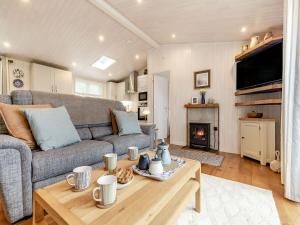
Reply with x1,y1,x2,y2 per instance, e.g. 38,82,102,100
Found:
108,73,112,77
98,35,104,42
135,54,140,60
3,41,10,48
137,0,142,4
21,0,30,3
171,33,176,39
241,27,247,33
72,62,77,67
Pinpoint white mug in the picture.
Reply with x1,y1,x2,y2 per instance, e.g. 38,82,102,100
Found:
93,175,117,205
128,146,139,160
103,153,117,174
66,166,92,190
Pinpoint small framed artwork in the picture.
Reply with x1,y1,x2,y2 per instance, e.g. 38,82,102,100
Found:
194,70,210,89
191,97,199,104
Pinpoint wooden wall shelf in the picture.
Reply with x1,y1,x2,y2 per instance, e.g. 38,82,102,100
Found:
235,36,283,61
235,98,281,106
235,83,282,96
184,103,219,108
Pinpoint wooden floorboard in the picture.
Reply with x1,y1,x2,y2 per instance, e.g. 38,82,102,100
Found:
1,147,300,225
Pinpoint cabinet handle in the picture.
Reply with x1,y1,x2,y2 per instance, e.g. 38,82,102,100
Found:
51,86,54,93
241,137,245,139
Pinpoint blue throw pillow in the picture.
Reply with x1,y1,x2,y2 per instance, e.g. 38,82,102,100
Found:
113,110,142,136
21,106,81,150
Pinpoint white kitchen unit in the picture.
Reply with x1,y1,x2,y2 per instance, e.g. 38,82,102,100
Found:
106,81,117,100
137,75,148,92
31,63,73,94
240,118,275,165
116,81,127,101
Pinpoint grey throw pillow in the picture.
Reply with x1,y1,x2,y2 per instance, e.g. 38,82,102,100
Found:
21,106,81,150
113,110,142,136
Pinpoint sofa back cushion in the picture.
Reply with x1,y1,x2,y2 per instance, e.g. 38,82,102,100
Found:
90,124,113,139
22,106,81,151
10,90,126,127
0,103,52,149
0,95,12,134
76,127,92,140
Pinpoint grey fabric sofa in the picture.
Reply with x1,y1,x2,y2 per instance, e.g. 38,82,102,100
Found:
0,90,155,223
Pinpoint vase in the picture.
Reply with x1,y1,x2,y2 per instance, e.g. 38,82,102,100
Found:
201,93,206,104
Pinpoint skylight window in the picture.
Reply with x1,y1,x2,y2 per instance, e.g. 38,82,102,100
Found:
92,56,116,70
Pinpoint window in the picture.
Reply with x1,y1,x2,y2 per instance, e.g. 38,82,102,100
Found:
74,78,105,97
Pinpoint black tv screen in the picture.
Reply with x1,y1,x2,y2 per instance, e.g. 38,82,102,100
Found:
236,42,283,90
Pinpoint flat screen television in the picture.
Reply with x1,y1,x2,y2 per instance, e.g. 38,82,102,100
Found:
236,42,283,90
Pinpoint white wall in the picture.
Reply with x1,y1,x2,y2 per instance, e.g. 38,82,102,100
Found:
148,42,281,154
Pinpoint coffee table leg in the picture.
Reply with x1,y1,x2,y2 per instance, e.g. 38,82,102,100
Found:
195,168,201,213
33,197,45,224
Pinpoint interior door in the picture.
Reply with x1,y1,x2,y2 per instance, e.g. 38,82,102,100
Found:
241,122,260,158
54,69,73,94
154,74,169,139
31,63,54,93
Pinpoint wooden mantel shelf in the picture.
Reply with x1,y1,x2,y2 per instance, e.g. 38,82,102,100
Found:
184,103,219,108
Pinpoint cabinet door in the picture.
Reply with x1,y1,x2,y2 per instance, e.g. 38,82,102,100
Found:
138,75,148,92
116,82,126,101
241,122,261,158
54,69,73,94
106,82,117,100
31,63,54,93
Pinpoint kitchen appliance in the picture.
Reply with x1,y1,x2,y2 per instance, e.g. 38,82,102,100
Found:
138,102,148,120
138,92,147,101
125,71,138,94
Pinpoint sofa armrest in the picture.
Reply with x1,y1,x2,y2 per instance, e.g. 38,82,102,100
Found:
140,124,156,149
0,135,32,223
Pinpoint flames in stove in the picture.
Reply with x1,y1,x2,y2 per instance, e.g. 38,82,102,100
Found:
195,129,205,139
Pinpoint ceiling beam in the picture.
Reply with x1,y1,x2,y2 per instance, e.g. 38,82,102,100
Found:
89,0,160,48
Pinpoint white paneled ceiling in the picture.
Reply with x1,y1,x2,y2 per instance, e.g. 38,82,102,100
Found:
0,0,283,81
108,0,283,43
0,0,150,81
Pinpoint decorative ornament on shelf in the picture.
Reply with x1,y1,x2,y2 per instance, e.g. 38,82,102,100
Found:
191,97,199,104
264,31,273,41
249,35,260,48
200,89,207,104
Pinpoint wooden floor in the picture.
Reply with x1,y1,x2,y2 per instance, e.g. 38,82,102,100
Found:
1,149,300,225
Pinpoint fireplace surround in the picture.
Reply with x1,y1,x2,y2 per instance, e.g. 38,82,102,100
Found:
190,123,210,150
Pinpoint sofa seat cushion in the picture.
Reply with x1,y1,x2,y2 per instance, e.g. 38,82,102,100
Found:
96,134,151,156
32,140,113,182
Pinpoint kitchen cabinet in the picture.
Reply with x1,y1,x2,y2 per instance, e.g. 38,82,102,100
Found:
137,75,148,92
106,82,117,100
31,63,73,94
240,118,275,165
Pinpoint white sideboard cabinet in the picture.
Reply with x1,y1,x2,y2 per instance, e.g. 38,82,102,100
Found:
240,118,275,165
31,63,73,94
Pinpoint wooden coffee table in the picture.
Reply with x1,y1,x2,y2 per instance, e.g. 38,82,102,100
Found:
33,151,201,225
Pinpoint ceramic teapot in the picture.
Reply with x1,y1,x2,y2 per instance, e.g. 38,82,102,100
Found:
156,139,171,165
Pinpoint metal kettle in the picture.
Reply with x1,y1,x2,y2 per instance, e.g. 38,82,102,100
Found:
156,139,171,165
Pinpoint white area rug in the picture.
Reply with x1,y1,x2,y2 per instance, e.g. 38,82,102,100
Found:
176,174,281,225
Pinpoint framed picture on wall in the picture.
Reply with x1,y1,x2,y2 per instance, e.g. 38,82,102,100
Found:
194,70,210,89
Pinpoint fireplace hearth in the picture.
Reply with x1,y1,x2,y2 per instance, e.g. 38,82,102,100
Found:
189,123,210,150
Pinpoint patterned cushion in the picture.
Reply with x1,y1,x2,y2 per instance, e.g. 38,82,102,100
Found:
0,95,12,134
96,134,151,155
11,90,32,105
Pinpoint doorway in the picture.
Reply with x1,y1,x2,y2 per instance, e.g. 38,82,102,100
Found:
153,71,170,141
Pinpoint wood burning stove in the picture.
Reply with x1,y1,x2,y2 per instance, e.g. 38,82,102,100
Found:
189,123,210,150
